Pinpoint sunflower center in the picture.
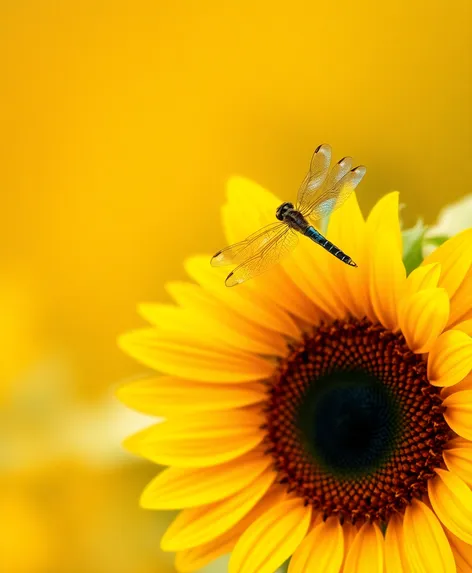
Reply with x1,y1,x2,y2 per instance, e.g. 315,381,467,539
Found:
264,318,450,524
298,370,401,477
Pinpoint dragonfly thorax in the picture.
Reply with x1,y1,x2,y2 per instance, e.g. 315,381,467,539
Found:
276,202,294,221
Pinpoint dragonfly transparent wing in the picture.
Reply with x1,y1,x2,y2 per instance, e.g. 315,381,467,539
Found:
211,222,286,267
295,144,332,212
302,155,352,217
304,164,367,222
325,155,353,193
225,228,298,286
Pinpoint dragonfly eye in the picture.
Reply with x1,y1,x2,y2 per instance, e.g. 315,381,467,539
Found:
276,202,294,221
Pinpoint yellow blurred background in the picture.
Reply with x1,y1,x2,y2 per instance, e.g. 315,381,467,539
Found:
1,1,471,571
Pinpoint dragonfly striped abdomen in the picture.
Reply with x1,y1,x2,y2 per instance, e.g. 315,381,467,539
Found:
303,225,357,267
282,206,357,267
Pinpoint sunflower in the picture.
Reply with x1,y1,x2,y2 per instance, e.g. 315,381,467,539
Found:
119,175,472,573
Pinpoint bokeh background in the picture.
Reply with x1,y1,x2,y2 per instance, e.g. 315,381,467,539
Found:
1,1,471,571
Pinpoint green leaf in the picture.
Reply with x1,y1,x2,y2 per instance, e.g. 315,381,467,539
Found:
424,234,449,248
402,218,426,275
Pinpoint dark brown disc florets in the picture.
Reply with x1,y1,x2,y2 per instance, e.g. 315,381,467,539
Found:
263,318,451,524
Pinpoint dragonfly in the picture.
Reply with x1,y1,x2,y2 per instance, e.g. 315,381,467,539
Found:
211,144,366,286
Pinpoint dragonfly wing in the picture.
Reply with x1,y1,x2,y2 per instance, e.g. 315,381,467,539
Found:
304,165,367,222
303,155,352,219
211,222,286,267
325,155,353,191
225,228,298,286
295,144,332,212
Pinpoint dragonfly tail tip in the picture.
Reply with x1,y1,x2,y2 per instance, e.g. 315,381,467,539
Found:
348,259,358,268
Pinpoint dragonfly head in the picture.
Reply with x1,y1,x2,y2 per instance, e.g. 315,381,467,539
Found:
276,202,294,221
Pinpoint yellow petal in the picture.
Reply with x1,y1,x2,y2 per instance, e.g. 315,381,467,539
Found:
223,176,281,245
441,373,472,399
138,303,202,330
403,263,442,299
341,522,359,572
443,390,472,441
343,522,384,573
283,211,356,321
462,312,472,325
367,192,402,252
403,498,455,573
428,468,472,545
283,246,348,319
445,529,472,573
185,256,300,338
427,330,472,387
326,193,372,321
282,193,365,321
422,228,472,299
165,280,289,356
443,441,472,487
138,300,287,357
229,498,312,573
455,320,472,337
166,279,215,307
124,410,265,467
311,511,325,529
369,231,407,330
161,468,276,551
141,448,272,509
288,516,344,573
367,193,406,330
287,525,318,573
384,513,411,573
117,377,266,416
449,272,472,327
248,257,324,326
397,263,441,333
174,487,285,573
399,288,449,353
446,436,471,448
176,538,234,573
119,328,275,383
